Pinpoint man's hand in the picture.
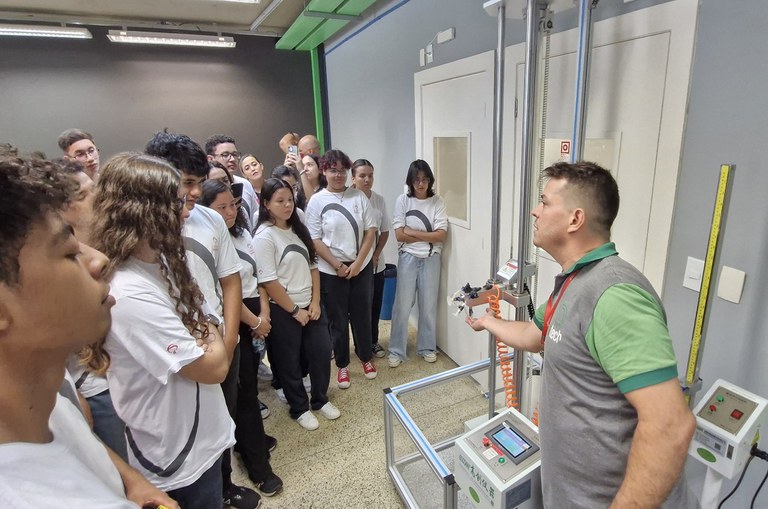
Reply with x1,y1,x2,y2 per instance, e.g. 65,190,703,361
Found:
465,308,494,331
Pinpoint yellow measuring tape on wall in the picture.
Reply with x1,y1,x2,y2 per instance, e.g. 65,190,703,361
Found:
685,164,733,403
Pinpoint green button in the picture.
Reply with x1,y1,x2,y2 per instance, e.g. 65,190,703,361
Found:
697,448,717,463
717,395,724,402
498,457,506,464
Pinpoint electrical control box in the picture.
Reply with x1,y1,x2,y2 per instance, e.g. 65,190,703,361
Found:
455,407,542,509
689,379,768,478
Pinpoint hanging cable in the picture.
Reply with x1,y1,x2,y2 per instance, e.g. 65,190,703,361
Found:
487,286,518,409
751,465,768,509
718,455,754,509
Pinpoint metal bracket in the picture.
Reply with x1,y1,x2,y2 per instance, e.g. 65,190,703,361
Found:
303,10,362,21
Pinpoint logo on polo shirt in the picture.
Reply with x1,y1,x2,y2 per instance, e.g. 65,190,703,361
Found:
167,343,179,354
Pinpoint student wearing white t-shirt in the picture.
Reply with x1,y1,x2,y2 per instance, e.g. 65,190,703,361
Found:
350,159,391,358
0,155,176,509
91,153,237,509
199,179,284,496
305,150,379,389
146,132,259,509
253,178,340,431
388,160,448,367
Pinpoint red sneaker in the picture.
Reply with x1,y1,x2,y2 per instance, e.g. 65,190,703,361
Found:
337,367,350,389
362,361,378,380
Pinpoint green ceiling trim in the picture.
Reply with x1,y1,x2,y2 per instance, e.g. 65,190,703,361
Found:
275,0,378,51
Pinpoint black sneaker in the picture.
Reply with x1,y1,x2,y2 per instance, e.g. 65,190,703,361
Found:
254,473,283,497
223,485,262,509
259,399,270,420
372,343,386,358
265,434,277,452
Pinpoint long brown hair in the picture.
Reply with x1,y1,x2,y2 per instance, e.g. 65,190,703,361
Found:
83,153,207,373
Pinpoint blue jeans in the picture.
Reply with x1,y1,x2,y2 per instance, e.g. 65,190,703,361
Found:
167,455,223,509
388,251,441,360
87,389,128,461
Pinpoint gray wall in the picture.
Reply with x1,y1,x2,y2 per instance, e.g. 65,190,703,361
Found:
325,0,768,505
0,26,315,170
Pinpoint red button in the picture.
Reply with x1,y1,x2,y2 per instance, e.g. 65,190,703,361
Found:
709,405,717,412
731,409,744,420
482,437,491,447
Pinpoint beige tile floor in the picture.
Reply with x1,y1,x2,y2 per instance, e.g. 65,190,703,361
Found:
231,321,490,509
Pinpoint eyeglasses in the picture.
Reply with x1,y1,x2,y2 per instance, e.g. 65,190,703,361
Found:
413,177,430,184
215,151,241,160
71,146,98,161
327,168,348,176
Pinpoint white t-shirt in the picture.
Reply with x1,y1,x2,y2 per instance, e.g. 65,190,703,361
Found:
105,258,235,492
392,194,448,258
232,229,260,299
66,354,109,398
305,187,376,274
253,223,316,308
233,174,258,231
0,394,137,508
368,190,391,273
182,205,242,319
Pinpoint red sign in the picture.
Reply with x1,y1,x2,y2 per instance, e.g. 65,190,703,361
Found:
560,140,571,157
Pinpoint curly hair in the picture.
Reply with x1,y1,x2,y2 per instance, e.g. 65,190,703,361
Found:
90,152,208,349
319,149,352,183
0,156,77,286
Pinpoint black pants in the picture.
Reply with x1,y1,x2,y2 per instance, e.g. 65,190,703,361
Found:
233,297,273,483
320,262,374,368
220,342,240,491
268,302,332,419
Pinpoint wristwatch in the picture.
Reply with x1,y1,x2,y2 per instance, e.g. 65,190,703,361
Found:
204,313,222,327
290,304,300,317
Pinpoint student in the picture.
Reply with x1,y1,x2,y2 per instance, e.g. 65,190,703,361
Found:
0,155,176,509
305,149,378,388
92,153,236,509
57,159,128,461
239,154,265,202
253,178,339,430
145,133,259,509
350,159,391,358
299,153,324,204
388,160,448,367
198,179,284,496
205,135,259,229
58,128,101,181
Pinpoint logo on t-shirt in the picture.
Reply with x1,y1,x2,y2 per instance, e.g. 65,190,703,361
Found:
167,343,179,354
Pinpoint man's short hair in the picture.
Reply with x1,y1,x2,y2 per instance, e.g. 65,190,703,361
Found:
57,129,94,152
145,130,209,178
543,161,620,236
0,156,77,286
204,134,236,156
0,143,18,157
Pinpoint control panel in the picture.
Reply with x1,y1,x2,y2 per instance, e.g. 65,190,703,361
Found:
689,379,768,479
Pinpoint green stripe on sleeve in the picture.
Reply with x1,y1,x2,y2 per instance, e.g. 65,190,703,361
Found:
617,365,678,394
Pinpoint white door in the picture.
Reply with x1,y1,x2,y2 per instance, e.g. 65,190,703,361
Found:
503,0,698,306
415,51,495,369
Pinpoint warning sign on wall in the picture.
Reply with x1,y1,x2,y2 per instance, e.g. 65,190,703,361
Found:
560,140,571,158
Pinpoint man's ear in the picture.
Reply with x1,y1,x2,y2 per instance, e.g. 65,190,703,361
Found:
206,155,214,162
568,208,586,233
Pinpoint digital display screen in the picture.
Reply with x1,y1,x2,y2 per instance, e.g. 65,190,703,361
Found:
492,426,531,458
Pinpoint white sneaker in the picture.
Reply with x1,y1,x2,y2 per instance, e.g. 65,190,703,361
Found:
296,411,319,431
257,362,273,381
388,355,402,368
276,388,287,404
303,375,312,392
318,402,341,420
423,351,437,363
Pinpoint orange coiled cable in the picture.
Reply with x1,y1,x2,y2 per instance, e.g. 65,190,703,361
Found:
487,286,519,409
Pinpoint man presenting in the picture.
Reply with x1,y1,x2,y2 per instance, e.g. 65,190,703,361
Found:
466,161,697,508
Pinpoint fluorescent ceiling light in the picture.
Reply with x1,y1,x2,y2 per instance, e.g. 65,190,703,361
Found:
107,30,236,48
0,23,92,39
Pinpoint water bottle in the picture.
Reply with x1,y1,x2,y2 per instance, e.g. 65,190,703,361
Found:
252,337,266,355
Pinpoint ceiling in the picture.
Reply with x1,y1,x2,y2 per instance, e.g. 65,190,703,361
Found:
0,0,326,40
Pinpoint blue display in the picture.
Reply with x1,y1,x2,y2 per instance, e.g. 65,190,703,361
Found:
492,426,531,458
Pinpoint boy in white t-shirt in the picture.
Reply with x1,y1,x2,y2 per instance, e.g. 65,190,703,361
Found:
0,156,176,509
145,133,261,509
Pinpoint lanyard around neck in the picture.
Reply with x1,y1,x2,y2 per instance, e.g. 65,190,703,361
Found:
541,270,579,345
